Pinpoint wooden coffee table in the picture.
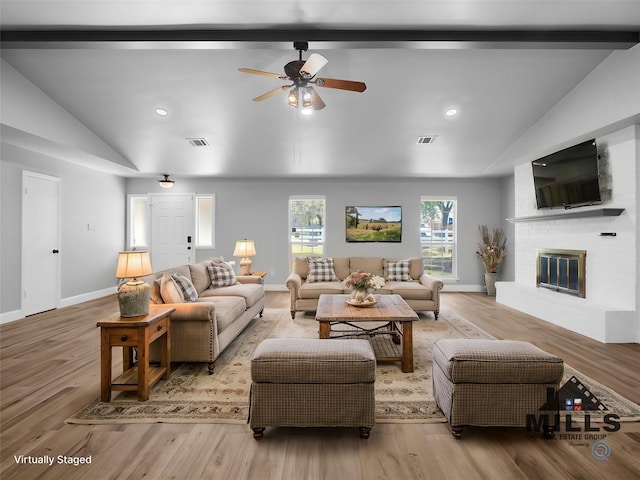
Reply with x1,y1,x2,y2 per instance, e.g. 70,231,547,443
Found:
315,294,419,372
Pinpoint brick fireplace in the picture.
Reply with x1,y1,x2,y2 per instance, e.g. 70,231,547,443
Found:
497,126,638,343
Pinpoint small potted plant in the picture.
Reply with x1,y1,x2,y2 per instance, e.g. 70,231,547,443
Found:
476,225,507,296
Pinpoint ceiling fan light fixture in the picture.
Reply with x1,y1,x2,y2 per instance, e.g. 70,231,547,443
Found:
158,174,175,189
239,42,366,113
301,107,313,116
300,53,328,78
287,89,298,107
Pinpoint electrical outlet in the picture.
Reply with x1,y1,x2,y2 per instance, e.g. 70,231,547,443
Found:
227,260,236,266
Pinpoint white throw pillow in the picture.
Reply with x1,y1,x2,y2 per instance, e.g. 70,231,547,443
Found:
160,273,185,303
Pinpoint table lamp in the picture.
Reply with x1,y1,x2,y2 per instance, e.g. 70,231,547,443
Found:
116,251,153,317
233,239,256,275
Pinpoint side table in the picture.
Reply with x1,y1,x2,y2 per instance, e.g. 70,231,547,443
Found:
97,306,174,401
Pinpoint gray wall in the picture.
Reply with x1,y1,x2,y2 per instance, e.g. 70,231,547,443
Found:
1,144,126,315
126,175,512,288
1,141,512,318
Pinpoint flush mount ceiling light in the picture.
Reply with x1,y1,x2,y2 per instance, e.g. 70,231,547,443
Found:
445,108,458,117
158,174,175,189
155,108,168,116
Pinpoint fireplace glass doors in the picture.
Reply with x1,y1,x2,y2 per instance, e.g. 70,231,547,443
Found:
536,249,586,298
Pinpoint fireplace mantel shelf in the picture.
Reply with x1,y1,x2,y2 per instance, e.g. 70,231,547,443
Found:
507,208,625,223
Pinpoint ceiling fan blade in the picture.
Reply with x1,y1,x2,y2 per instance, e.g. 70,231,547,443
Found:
300,53,328,78
315,77,367,93
308,87,326,110
252,85,289,102
238,68,286,79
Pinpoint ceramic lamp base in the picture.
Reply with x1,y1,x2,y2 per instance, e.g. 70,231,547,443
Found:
118,281,151,317
239,257,253,275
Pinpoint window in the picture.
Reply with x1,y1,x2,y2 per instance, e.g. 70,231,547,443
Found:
195,195,215,248
420,197,457,279
128,195,149,248
289,196,325,263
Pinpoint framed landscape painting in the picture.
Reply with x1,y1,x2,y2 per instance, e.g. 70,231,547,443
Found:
345,206,402,242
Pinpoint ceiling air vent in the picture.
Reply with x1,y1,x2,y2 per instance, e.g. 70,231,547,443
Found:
416,136,437,144
186,138,209,147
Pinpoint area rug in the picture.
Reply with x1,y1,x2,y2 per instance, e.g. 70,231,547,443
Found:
67,308,640,425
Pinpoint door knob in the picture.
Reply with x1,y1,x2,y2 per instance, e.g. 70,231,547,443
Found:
52,249,60,254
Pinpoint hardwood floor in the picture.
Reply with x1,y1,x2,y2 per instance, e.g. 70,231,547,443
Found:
1,292,639,480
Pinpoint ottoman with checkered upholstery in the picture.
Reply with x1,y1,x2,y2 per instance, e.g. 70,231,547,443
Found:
249,338,376,439
432,339,564,439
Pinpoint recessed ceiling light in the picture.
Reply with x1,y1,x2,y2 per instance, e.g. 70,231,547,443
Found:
445,109,458,117
155,108,168,116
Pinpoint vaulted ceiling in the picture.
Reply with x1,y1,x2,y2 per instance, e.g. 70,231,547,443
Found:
1,1,639,179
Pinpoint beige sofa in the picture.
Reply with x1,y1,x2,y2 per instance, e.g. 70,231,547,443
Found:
141,260,265,374
286,257,443,319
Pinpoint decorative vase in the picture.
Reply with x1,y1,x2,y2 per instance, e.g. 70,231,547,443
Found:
351,289,373,303
484,272,497,296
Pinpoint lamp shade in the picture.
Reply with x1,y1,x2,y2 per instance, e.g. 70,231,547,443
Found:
233,240,256,258
116,251,153,280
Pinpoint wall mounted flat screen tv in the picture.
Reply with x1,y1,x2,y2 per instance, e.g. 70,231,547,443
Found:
345,206,402,242
532,139,602,210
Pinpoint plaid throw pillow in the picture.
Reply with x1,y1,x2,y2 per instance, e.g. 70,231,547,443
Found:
172,273,198,302
207,262,237,288
387,259,411,281
307,258,338,283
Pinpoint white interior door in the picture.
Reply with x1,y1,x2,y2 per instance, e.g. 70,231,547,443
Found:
22,171,60,316
150,195,194,271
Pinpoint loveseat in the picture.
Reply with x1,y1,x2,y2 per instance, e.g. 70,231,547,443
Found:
141,259,265,374
286,257,443,319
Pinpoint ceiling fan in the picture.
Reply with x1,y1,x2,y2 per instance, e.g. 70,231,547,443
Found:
238,41,367,113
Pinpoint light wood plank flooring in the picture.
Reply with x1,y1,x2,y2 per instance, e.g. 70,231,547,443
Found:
1,292,639,480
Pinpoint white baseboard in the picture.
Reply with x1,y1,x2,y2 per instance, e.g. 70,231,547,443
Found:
263,283,484,293
0,287,117,325
59,286,117,308
0,310,24,325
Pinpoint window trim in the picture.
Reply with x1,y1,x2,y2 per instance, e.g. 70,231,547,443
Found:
420,196,458,280
289,195,326,264
127,194,150,249
195,194,216,249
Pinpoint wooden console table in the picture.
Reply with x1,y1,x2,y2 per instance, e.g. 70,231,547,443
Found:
97,306,174,401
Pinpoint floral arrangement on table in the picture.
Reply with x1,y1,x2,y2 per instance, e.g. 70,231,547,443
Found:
342,271,385,303
476,225,508,273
